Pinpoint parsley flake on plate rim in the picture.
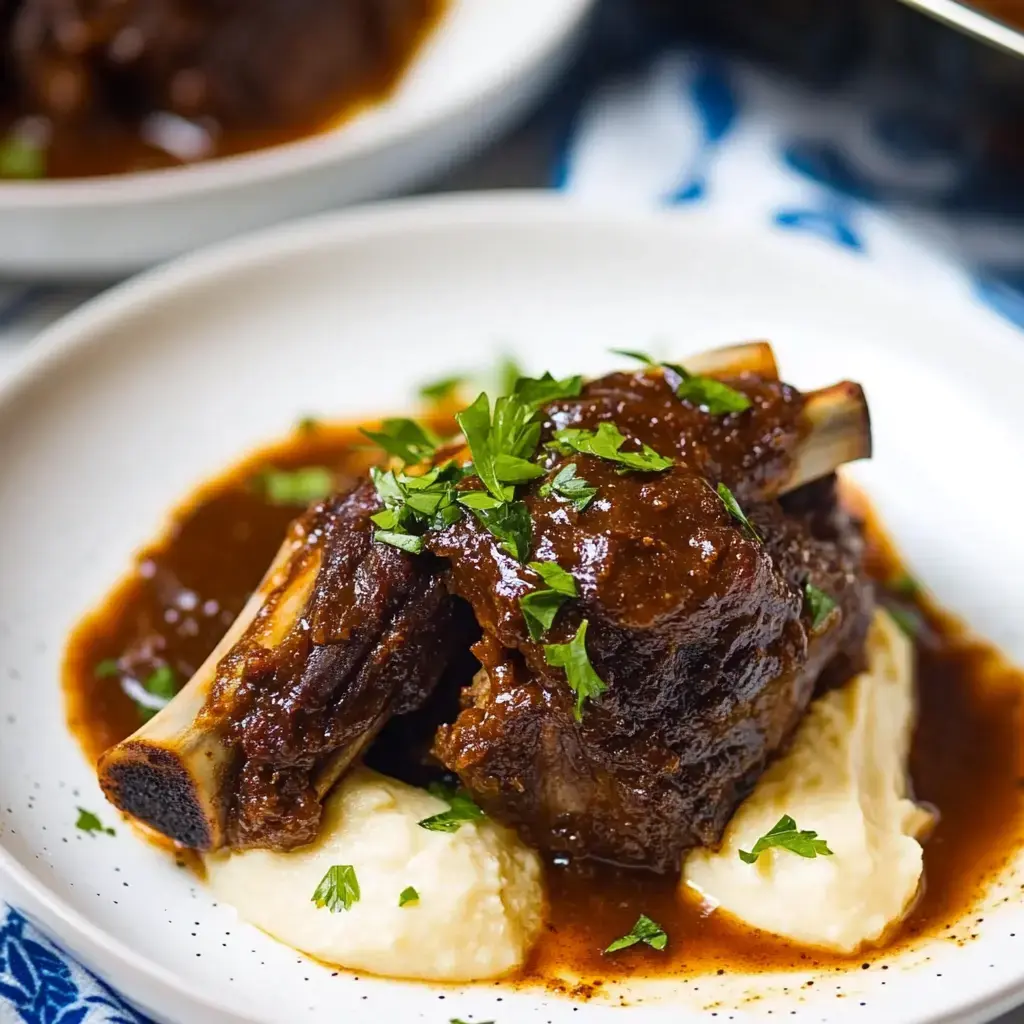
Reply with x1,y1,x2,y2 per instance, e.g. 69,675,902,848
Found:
76,808,115,837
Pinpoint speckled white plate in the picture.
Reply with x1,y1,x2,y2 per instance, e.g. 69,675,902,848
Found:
1,194,1023,1024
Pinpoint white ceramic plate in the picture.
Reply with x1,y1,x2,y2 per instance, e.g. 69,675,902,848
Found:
0,1,591,279
1,194,1023,1024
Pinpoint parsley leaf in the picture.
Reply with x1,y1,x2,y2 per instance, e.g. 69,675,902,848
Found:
456,394,513,502
418,782,486,833
889,573,920,599
604,914,668,954
544,619,608,720
498,355,525,397
374,530,425,554
609,349,657,365
738,815,834,864
399,886,420,907
716,483,763,543
551,423,673,474
370,463,465,552
419,375,466,403
530,560,577,594
136,665,178,722
887,604,923,639
672,372,752,415
296,415,320,433
804,583,838,631
538,463,598,512
465,499,532,562
611,349,751,415
0,136,45,179
312,865,360,913
361,418,440,466
255,466,334,506
520,560,578,641
94,659,120,679
76,808,115,837
512,372,583,409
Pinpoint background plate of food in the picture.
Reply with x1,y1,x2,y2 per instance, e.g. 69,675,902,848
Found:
0,194,1023,1024
0,0,592,278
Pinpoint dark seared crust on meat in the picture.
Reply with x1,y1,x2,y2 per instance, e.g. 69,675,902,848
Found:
432,372,872,871
544,370,808,503
6,0,435,127
199,480,463,850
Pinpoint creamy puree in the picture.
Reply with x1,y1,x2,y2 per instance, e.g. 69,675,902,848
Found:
207,768,545,981
684,610,932,954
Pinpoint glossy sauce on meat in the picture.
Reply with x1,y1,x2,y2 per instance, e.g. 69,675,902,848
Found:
0,0,443,179
62,421,1024,984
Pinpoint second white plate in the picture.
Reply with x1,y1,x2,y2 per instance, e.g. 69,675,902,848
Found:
0,0,592,278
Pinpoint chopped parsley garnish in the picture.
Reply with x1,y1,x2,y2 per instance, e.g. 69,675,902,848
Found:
512,372,583,409
604,914,668,954
370,462,465,551
551,423,673,474
462,497,532,562
361,418,440,466
520,561,578,641
612,349,751,415
312,865,360,913
398,886,420,907
255,466,334,506
538,463,598,512
804,583,838,631
498,355,525,397
76,808,115,837
296,415,320,433
0,136,45,179
738,815,833,864
136,665,178,722
716,483,763,543
374,530,425,554
94,659,121,679
670,368,751,415
889,573,920,599
887,604,923,639
419,375,466,403
544,619,608,721
418,782,486,833
451,1019,495,1024
609,348,656,365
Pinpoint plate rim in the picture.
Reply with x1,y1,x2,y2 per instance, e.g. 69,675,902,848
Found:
2,190,1024,1024
0,0,593,209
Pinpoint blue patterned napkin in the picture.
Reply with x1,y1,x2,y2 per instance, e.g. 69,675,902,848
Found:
0,911,151,1024
3,7,1024,1023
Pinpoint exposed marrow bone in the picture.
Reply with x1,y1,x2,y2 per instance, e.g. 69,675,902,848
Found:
96,345,870,852
98,531,322,850
685,340,779,380
788,382,872,494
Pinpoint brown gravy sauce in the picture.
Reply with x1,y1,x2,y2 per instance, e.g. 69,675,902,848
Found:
62,420,1024,984
0,3,443,180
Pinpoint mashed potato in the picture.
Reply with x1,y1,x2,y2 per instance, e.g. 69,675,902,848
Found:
683,610,933,953
206,767,545,980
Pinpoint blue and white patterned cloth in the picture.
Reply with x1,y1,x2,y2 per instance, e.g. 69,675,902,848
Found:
3,7,1024,1022
0,912,151,1024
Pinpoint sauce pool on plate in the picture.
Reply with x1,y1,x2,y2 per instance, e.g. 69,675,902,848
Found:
62,419,1024,985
